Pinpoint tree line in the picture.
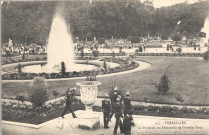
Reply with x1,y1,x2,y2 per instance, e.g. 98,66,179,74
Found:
1,1,209,44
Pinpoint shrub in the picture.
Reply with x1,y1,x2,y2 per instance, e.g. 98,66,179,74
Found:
29,77,49,107
98,37,105,44
203,50,209,61
172,34,181,42
127,36,140,43
157,74,171,95
175,92,184,102
199,32,206,38
81,50,85,58
119,46,123,53
112,51,115,59
161,35,168,40
92,50,99,57
61,62,66,77
16,93,25,106
17,64,22,74
103,59,107,71
52,90,59,101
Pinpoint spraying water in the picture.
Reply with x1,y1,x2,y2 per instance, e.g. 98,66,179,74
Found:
201,15,209,45
47,13,75,70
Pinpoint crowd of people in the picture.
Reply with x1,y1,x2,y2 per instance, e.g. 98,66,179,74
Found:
103,87,134,135
61,87,134,135
1,42,47,56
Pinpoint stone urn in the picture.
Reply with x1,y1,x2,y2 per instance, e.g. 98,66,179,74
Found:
76,81,101,130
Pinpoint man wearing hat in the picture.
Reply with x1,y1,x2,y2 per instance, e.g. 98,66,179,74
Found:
113,95,124,135
124,90,131,117
102,93,111,128
61,88,77,118
110,87,118,121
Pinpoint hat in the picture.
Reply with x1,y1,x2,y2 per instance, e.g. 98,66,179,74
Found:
116,95,121,102
126,90,130,96
104,93,108,97
114,87,118,91
70,87,76,92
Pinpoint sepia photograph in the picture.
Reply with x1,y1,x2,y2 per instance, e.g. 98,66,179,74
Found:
1,0,209,134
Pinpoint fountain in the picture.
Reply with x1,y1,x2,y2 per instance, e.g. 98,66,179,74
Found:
200,15,209,47
47,13,75,70
21,13,99,73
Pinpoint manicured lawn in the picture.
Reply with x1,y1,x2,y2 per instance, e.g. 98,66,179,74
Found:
2,56,209,106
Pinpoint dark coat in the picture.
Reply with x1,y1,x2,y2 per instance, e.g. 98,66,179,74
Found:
111,94,118,104
65,94,74,106
124,98,131,110
102,100,111,112
114,103,123,118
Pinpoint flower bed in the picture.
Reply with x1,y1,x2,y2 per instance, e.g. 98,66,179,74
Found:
136,53,204,57
93,104,209,119
75,52,126,56
2,58,139,80
2,99,85,124
1,57,47,65
1,56,99,65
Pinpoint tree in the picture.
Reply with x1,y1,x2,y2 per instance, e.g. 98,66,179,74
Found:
29,77,49,107
157,74,171,95
148,65,172,95
172,34,181,44
61,62,66,77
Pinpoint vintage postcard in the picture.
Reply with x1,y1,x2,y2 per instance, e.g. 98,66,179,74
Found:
1,0,209,134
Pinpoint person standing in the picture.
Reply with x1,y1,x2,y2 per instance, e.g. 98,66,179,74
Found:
124,90,131,117
102,93,111,129
113,95,124,135
123,111,134,135
61,88,77,118
110,87,118,121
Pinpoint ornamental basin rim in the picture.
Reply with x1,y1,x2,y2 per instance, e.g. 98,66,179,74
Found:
76,81,101,86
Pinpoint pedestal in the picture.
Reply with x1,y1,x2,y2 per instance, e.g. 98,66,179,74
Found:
78,109,100,130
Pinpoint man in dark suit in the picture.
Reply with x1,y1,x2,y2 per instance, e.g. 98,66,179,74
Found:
102,93,111,129
110,87,118,121
123,110,134,135
124,90,131,117
61,88,77,118
113,95,124,135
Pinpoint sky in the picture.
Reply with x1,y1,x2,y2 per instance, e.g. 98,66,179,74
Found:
141,0,200,8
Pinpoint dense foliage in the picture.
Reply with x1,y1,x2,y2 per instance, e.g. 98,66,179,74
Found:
29,77,49,106
2,99,85,124
2,1,209,44
157,74,171,95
